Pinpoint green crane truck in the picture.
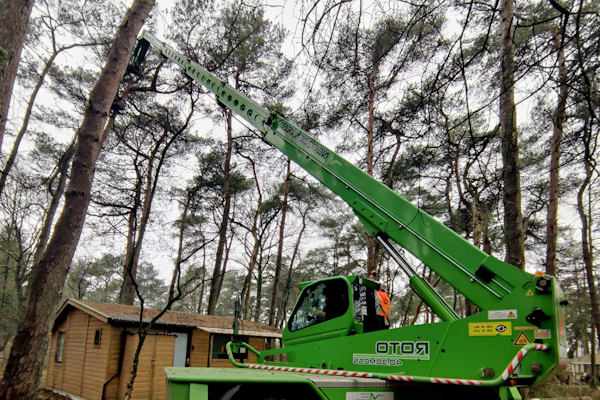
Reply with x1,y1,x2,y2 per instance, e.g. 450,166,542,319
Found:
129,31,568,400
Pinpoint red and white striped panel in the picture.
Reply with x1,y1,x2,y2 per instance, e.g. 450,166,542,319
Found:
387,375,413,382
234,343,549,387
244,364,374,378
429,378,483,386
501,344,548,380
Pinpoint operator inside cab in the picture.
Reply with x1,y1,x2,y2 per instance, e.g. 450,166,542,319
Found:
369,270,391,328
287,274,390,334
288,278,349,331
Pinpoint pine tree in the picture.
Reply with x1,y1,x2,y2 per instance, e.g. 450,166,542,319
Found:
0,1,155,397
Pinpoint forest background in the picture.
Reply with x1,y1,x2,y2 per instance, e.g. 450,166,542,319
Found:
0,0,598,398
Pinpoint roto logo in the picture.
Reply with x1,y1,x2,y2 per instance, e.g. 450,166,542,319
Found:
375,341,430,360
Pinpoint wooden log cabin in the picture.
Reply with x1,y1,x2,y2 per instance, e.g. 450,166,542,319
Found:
43,299,281,399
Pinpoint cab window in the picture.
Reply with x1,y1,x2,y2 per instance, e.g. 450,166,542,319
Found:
288,279,349,332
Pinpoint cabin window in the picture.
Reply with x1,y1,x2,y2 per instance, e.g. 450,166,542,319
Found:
288,278,349,331
212,334,229,359
55,332,65,363
212,334,249,359
93,329,102,346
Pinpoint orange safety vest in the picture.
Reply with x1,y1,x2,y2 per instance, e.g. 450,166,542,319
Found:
377,290,391,324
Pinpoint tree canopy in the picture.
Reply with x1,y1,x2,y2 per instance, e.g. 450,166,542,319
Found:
0,0,599,397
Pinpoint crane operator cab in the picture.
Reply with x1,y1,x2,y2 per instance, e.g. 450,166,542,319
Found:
282,276,387,346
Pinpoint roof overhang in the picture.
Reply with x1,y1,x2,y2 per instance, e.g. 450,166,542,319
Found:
53,299,110,330
52,299,281,337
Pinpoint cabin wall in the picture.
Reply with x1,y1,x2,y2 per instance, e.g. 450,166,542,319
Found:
248,336,268,359
46,323,64,390
103,325,126,400
81,317,111,399
45,309,110,399
44,304,279,400
188,329,210,367
118,331,175,400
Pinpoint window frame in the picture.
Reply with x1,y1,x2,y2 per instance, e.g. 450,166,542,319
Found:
55,331,65,363
93,328,102,346
287,278,349,332
211,334,249,360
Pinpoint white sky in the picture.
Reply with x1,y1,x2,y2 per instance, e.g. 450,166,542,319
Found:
4,0,592,285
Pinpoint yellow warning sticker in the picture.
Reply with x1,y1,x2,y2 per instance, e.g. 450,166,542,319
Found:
468,322,512,336
514,331,531,345
526,289,535,296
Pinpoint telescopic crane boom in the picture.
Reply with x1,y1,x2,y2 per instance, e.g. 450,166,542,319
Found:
130,31,567,400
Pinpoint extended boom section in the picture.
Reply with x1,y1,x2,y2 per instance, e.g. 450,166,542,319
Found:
131,31,567,400
135,31,526,311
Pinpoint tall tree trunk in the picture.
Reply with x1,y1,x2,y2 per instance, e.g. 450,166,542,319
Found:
197,248,206,313
0,0,34,152
0,259,10,351
254,253,265,321
365,66,378,274
591,323,597,388
482,204,492,255
167,191,191,308
119,128,169,305
578,160,600,350
119,162,142,304
0,1,155,397
207,91,235,314
268,159,290,326
499,0,525,269
472,200,483,249
241,157,263,319
544,29,567,277
447,138,462,233
32,141,76,267
214,227,234,308
277,208,308,328
241,236,259,319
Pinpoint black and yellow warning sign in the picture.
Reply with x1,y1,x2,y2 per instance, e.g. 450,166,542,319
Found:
526,289,534,296
514,331,531,345
468,322,512,336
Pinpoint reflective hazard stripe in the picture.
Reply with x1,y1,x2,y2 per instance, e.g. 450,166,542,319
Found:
429,378,483,385
501,344,548,380
244,364,374,378
234,344,549,387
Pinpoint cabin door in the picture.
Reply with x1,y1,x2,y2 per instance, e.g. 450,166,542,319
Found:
173,332,188,367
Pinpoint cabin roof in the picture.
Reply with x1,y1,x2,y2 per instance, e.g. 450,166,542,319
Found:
55,298,281,338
